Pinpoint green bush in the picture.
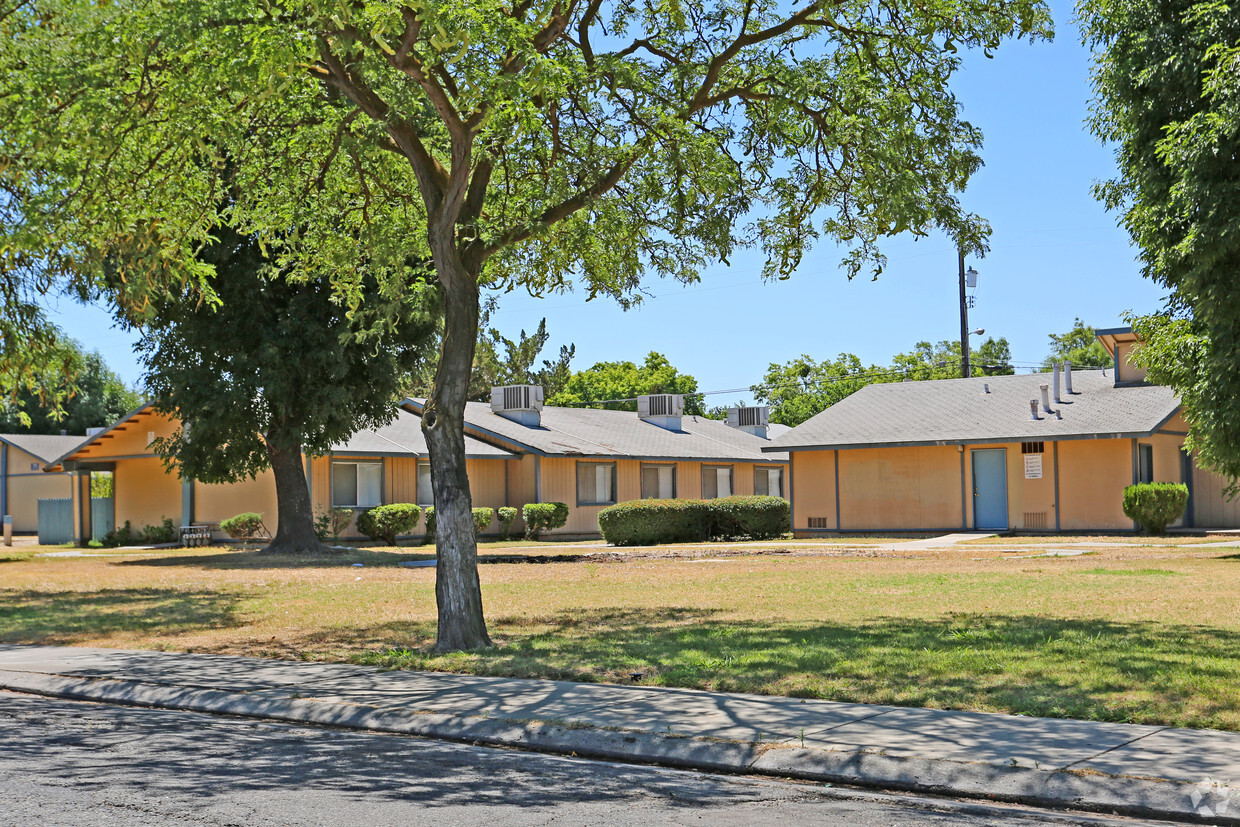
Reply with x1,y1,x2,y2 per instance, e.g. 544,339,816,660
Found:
220,512,267,546
708,496,790,540
424,506,435,538
1123,483,1189,535
598,496,791,546
523,502,569,539
314,507,354,542
356,503,421,545
139,517,178,544
496,506,518,540
473,507,494,536
99,520,134,548
598,499,712,546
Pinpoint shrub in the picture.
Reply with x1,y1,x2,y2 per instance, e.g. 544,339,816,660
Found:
707,496,790,540
496,506,518,540
424,506,435,538
523,502,569,539
356,503,421,545
472,507,494,536
100,521,134,548
1123,483,1189,535
314,507,354,542
598,499,712,546
139,517,178,544
598,496,791,546
220,512,267,546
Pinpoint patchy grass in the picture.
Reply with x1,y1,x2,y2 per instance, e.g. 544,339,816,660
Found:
961,533,1228,546
3,545,1240,730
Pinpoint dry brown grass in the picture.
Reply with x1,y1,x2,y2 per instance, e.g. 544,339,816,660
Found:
5,541,1240,729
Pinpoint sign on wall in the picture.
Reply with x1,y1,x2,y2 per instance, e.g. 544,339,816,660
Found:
1024,454,1043,480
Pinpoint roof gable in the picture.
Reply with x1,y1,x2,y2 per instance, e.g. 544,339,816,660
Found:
0,433,90,464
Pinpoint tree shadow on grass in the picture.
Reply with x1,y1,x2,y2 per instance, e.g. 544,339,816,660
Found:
346,607,1240,731
0,588,249,644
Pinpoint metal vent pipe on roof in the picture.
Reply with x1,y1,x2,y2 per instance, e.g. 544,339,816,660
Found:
981,383,990,395
1053,362,1062,404
1029,400,1041,420
1064,361,1075,394
1040,384,1052,413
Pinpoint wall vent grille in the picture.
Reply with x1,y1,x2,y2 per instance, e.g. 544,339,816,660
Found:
1023,511,1048,530
1021,441,1045,454
808,517,831,529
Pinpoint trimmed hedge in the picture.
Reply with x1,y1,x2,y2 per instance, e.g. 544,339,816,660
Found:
356,503,421,545
598,496,790,546
497,506,518,539
220,512,267,544
1123,483,1189,535
472,507,494,535
523,502,569,539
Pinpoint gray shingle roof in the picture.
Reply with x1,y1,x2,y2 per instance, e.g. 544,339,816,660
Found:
425,401,788,462
763,369,1181,452
0,433,90,464
333,408,514,458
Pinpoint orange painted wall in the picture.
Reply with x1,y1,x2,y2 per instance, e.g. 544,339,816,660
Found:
790,450,838,530
194,471,280,533
74,411,178,461
1056,439,1134,530
114,457,182,530
5,446,75,532
1116,341,1148,383
837,445,964,530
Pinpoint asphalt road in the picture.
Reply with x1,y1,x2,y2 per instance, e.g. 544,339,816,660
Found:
0,691,1168,826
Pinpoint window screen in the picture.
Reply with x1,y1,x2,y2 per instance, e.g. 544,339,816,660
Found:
576,462,616,505
754,467,783,497
641,465,676,499
332,461,383,507
417,462,433,506
1139,444,1154,484
702,466,733,499
331,462,358,507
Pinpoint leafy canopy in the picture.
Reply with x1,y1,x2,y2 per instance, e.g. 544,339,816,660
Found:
1081,0,1240,482
549,352,704,414
1041,318,1111,370
0,340,143,435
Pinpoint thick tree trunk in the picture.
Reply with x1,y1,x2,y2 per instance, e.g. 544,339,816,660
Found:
422,229,491,652
262,427,332,556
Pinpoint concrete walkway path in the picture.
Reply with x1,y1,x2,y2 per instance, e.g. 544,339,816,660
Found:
0,644,1236,823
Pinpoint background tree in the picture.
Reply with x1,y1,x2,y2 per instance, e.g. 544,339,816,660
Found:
1082,0,1240,484
2,0,1052,650
549,352,705,414
752,353,878,427
1041,318,1110,369
0,341,143,434
891,337,1014,380
136,226,438,554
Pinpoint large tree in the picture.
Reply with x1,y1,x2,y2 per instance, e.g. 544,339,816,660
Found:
752,353,877,426
1081,0,1240,484
0,340,143,435
135,226,437,554
549,351,704,413
2,0,1052,649
1040,318,1111,370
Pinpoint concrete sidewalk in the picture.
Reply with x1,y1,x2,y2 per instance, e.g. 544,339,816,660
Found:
0,645,1235,823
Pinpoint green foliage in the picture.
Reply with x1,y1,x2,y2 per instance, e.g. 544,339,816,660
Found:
314,507,354,542
472,507,494,536
139,518,178,545
89,473,114,499
99,516,177,548
1082,0,1240,486
424,506,435,538
598,499,712,546
220,513,268,544
496,506,519,540
523,502,570,540
0,342,142,434
356,504,422,546
1122,484,1189,535
1041,318,1112,370
549,353,705,414
707,496,792,541
598,496,790,546
754,338,1014,426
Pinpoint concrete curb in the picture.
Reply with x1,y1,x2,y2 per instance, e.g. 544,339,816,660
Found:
0,669,1227,825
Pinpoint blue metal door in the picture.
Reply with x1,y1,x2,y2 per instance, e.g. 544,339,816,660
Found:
90,497,114,541
972,449,1009,530
37,498,73,544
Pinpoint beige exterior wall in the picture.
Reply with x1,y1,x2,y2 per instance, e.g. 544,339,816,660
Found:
1116,341,1148,383
1192,459,1240,528
835,445,964,531
194,470,279,532
5,446,75,533
790,450,838,530
113,457,182,531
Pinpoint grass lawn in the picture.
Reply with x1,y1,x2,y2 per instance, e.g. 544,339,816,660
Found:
3,541,1240,731
960,533,1227,546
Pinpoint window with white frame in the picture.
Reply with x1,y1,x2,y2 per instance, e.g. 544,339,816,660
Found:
641,464,676,499
332,460,383,508
576,461,616,505
701,465,733,499
754,466,784,497
416,461,433,506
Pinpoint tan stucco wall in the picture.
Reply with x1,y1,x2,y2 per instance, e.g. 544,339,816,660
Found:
194,470,279,532
790,450,838,530
1116,341,1148,383
1054,440,1133,530
835,445,964,531
5,446,74,532
114,457,182,531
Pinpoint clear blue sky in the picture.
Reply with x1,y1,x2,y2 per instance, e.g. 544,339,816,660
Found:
43,0,1166,405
